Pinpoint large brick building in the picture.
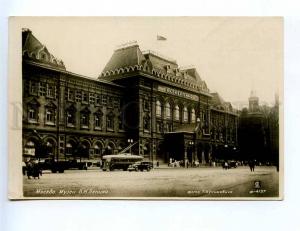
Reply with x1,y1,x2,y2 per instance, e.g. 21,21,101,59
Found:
22,29,238,165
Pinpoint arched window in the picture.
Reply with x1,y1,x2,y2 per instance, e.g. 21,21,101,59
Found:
66,143,73,156
165,102,171,119
156,100,162,117
174,105,180,121
94,143,103,156
191,108,196,123
183,107,188,122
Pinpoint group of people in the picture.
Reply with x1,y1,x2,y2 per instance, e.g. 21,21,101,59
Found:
22,159,42,179
168,159,202,168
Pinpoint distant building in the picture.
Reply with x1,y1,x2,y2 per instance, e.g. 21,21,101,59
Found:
238,91,279,164
22,29,238,165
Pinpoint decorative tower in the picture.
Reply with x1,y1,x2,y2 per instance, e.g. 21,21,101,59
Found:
249,90,260,113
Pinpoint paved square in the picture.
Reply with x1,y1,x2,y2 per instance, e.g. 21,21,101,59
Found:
23,166,279,198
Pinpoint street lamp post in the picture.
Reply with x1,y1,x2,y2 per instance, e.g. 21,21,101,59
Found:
127,138,133,155
189,141,194,166
224,144,228,160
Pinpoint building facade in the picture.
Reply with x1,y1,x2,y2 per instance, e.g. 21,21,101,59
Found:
22,29,238,165
238,91,279,165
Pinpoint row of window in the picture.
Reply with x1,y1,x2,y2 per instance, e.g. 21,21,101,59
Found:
211,130,236,142
155,100,196,123
28,81,57,98
27,106,124,131
65,88,121,107
27,81,122,108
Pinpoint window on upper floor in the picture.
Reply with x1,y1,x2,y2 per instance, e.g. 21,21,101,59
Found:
89,93,95,104
174,105,180,121
82,92,88,104
39,82,46,96
106,114,114,130
183,107,188,122
66,112,75,127
191,108,196,123
156,100,162,118
45,109,55,125
102,95,107,105
66,106,76,127
75,90,82,102
46,84,55,98
80,113,89,128
28,108,38,122
95,94,101,105
29,81,38,95
165,102,171,119
67,89,75,101
94,113,102,129
144,114,150,131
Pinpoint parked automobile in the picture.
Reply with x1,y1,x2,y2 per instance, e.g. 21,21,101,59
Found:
128,161,153,172
229,161,238,168
37,159,91,173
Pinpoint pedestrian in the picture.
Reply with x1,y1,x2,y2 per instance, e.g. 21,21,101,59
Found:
31,160,41,179
249,160,255,172
22,161,27,175
224,161,228,170
26,160,33,179
156,161,159,167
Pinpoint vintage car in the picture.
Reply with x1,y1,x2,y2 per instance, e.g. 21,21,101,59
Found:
128,161,153,172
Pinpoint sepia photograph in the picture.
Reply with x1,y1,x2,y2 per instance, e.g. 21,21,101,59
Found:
8,17,283,199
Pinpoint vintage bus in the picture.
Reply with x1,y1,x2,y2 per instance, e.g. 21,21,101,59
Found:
102,153,143,171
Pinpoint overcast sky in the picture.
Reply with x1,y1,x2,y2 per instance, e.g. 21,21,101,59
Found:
20,17,282,106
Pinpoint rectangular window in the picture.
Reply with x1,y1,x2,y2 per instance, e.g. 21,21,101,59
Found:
29,109,35,120
29,81,38,95
46,109,55,125
95,115,102,128
95,94,101,105
106,116,113,130
107,96,113,107
67,112,75,127
28,108,38,123
102,95,107,105
82,92,88,103
81,114,89,128
68,89,75,101
75,90,82,102
89,93,95,104
46,84,55,98
39,82,46,96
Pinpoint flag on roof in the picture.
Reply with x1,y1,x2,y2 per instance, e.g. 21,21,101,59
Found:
157,35,167,41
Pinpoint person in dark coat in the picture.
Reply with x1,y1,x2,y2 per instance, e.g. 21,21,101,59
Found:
32,161,42,179
249,160,255,172
26,160,33,179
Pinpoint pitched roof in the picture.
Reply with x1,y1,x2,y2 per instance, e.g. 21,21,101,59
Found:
22,28,66,70
102,44,146,72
